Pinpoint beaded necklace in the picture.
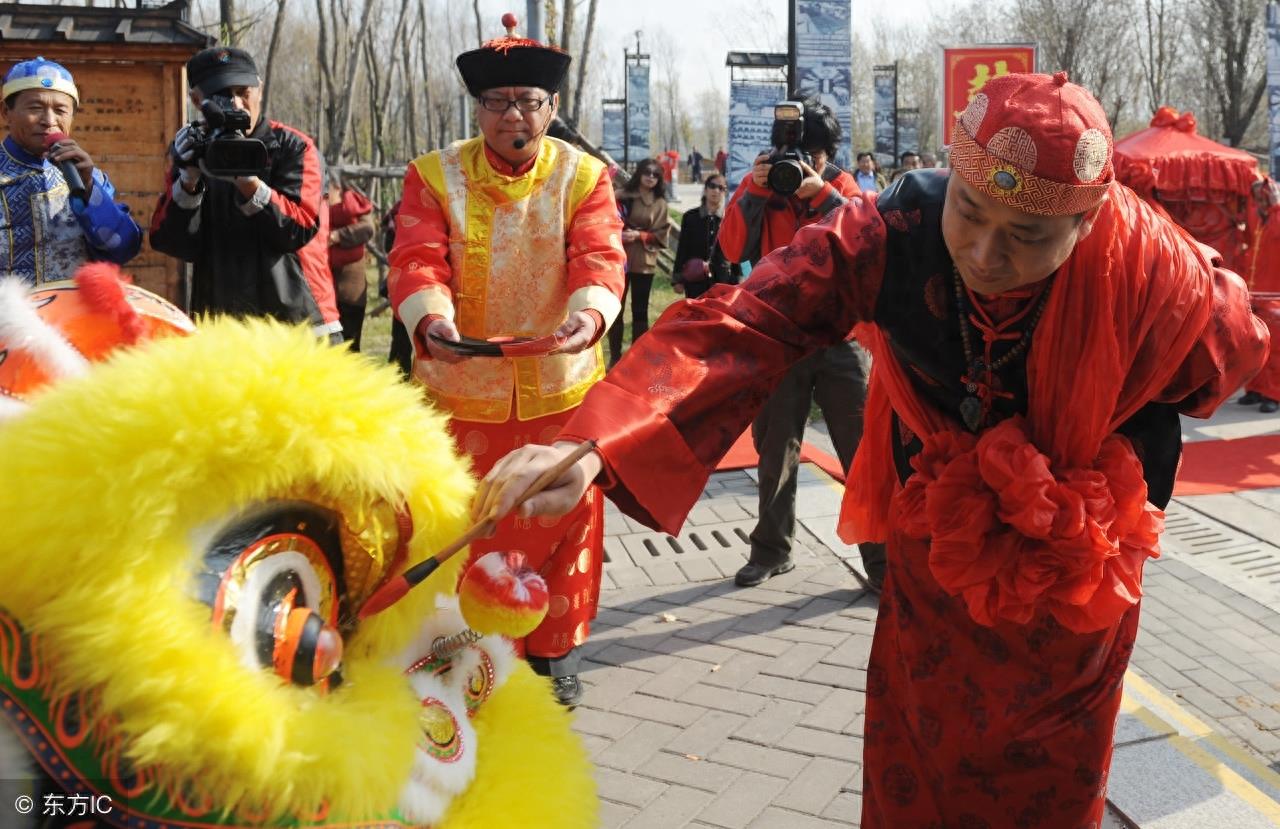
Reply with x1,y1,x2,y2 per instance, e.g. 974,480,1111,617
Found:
952,265,1054,431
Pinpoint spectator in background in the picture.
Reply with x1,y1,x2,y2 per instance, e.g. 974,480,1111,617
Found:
151,46,341,341
610,159,670,366
671,172,739,299
920,151,938,168
379,198,413,376
891,150,922,183
714,146,728,175
327,177,375,349
0,56,141,284
687,146,704,183
854,151,887,194
718,94,885,590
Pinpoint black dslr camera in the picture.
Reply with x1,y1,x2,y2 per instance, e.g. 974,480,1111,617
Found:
766,101,810,196
187,94,269,177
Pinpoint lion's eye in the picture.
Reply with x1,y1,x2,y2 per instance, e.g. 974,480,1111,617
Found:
198,503,347,688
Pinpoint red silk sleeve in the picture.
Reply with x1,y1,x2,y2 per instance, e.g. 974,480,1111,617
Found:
388,164,453,320
565,167,626,301
558,195,887,534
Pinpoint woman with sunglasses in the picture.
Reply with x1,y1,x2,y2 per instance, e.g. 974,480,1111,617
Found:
610,160,671,366
672,173,741,299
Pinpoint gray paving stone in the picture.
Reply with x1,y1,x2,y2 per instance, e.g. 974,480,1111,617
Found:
709,737,812,778
700,651,773,690
599,798,640,829
622,785,715,829
773,755,858,814
742,674,833,705
802,663,867,691
820,634,874,669
778,726,863,763
732,698,813,745
696,771,790,829
613,692,707,728
1174,685,1242,720
681,683,770,717
573,707,643,740
666,708,751,758
635,752,743,794
595,766,668,808
799,687,865,734
673,613,741,643
715,632,793,657
643,560,689,586
639,658,721,699
1130,658,1196,690
610,565,654,588
1182,666,1246,699
761,641,833,679
582,663,665,711
786,597,849,626
746,807,850,828
595,721,684,772
821,792,863,822
730,603,801,635
678,557,723,583
651,636,740,664
593,643,679,674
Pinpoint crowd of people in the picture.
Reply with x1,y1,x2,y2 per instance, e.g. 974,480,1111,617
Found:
3,15,1274,828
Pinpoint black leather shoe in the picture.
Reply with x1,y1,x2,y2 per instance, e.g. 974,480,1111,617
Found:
551,675,584,708
734,560,796,587
1238,391,1264,405
1262,398,1279,414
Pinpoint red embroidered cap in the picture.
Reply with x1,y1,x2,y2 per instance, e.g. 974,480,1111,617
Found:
950,71,1113,216
455,14,571,98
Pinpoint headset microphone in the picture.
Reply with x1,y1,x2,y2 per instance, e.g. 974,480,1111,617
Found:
513,138,527,150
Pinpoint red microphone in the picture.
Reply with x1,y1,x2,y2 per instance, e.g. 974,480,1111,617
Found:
44,132,86,201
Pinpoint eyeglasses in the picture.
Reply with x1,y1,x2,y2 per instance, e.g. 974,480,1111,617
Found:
478,95,550,113
705,183,727,191
640,170,660,178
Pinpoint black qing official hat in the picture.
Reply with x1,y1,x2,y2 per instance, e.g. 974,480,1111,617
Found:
455,13,571,98
186,46,260,96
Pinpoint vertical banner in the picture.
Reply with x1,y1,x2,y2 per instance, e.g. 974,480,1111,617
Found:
872,65,897,169
601,104,625,163
793,0,853,169
897,107,920,156
1269,3,1280,175
728,80,787,188
626,62,651,163
941,45,1036,146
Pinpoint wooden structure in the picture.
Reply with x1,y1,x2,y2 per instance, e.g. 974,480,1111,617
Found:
0,1,212,301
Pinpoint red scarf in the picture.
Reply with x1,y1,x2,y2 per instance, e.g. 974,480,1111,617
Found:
840,184,1217,632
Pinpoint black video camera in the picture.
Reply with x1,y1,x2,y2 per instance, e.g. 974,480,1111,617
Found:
766,101,810,196
187,94,269,177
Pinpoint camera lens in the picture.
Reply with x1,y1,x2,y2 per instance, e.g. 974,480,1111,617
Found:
767,159,804,195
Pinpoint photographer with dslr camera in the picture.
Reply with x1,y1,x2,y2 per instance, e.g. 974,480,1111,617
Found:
719,93,886,591
150,47,340,341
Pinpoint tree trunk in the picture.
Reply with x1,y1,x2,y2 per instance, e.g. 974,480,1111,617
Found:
473,0,484,46
328,0,380,163
419,0,433,151
569,0,598,127
400,5,420,155
220,0,237,44
558,0,576,116
314,0,333,157
259,0,289,117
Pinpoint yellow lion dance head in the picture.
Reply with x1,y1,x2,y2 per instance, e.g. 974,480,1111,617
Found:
0,269,595,828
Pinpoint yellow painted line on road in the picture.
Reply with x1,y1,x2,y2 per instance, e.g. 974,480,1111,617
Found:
1120,692,1280,824
1126,669,1280,795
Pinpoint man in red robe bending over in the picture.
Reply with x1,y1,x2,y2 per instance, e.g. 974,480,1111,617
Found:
472,72,1269,826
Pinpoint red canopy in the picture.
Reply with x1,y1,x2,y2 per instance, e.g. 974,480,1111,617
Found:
1114,106,1258,203
1114,107,1261,280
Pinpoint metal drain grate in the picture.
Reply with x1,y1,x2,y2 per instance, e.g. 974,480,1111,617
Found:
1161,502,1280,607
604,518,757,567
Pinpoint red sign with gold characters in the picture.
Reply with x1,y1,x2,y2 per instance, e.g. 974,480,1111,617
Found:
942,45,1036,146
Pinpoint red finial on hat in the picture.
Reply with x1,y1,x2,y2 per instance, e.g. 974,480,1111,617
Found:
1052,71,1068,86
501,12,518,35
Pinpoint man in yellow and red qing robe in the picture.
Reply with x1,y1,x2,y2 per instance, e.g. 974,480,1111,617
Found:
387,15,625,708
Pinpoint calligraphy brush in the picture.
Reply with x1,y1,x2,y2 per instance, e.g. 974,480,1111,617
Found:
358,440,598,620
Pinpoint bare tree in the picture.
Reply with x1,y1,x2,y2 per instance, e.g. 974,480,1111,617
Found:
473,0,484,47
259,0,289,116
1134,0,1185,115
569,0,599,127
220,0,237,44
557,0,577,117
1189,0,1267,146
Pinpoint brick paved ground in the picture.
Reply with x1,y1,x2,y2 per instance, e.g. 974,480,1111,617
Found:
575,464,1280,826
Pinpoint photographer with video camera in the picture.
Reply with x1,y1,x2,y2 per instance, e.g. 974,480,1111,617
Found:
718,93,887,591
150,47,341,341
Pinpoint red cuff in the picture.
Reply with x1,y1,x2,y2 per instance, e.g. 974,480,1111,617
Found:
583,309,606,346
413,314,444,361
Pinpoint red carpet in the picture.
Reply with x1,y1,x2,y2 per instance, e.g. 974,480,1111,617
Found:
717,430,1280,497
1174,434,1280,496
716,429,848,482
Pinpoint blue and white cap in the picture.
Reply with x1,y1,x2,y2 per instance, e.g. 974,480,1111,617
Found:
2,57,78,105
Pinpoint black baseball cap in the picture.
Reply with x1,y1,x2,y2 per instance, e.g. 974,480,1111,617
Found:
186,47,260,96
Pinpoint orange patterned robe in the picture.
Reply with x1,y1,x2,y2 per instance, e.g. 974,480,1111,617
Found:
389,136,625,658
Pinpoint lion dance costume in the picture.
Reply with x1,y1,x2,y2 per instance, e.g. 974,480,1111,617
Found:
0,264,596,827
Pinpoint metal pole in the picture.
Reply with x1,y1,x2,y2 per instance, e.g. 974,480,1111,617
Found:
786,0,796,94
623,49,630,167
893,61,899,165
525,0,544,41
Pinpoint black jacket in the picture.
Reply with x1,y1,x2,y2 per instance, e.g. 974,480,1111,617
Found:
671,205,741,299
150,117,338,333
